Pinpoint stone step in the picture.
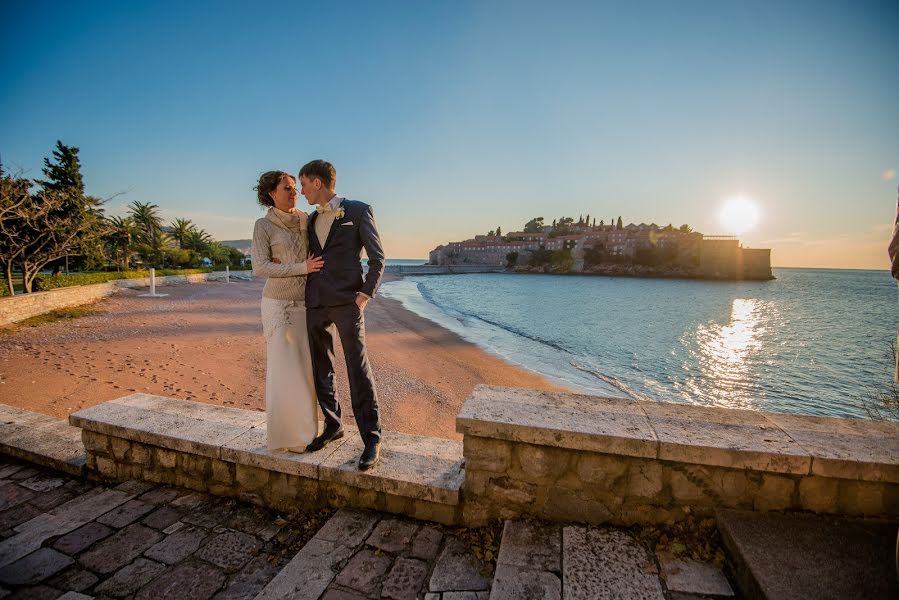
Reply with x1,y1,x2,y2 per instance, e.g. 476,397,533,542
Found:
70,394,464,508
717,508,899,599
255,508,493,599
0,404,85,476
490,518,733,599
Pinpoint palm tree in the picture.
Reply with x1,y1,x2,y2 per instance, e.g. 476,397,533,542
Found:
206,240,229,266
126,201,162,243
183,228,212,254
127,201,168,267
169,218,196,249
105,216,138,271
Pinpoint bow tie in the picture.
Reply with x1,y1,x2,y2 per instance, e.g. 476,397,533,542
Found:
315,205,332,214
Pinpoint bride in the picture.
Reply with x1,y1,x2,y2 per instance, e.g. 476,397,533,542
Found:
251,171,324,451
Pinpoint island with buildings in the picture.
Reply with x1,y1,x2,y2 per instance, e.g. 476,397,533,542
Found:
429,216,773,280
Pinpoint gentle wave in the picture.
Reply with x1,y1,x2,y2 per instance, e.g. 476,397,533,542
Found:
380,269,897,419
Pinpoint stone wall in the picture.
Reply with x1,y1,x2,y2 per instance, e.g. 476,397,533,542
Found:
461,435,895,526
457,386,899,527
0,271,238,326
81,429,459,524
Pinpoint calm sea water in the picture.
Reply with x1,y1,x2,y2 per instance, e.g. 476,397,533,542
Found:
380,268,897,419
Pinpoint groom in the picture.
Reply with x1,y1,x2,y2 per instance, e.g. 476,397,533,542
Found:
300,160,386,470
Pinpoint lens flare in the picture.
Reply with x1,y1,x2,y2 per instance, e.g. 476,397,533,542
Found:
719,196,760,235
882,168,896,181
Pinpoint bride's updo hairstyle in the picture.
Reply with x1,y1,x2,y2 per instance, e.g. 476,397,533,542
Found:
255,171,294,208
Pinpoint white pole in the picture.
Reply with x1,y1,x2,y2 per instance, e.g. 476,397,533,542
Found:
225,266,230,284
149,268,156,295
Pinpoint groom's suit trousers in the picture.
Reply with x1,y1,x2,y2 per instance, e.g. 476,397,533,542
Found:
307,302,382,447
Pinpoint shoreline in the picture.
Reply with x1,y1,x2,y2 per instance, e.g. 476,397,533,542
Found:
0,277,567,441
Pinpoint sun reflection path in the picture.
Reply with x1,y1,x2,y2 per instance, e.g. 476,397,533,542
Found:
687,298,770,409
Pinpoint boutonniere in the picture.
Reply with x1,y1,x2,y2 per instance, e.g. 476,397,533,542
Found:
335,207,346,220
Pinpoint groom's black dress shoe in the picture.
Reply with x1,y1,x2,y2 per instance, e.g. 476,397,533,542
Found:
306,427,344,452
358,442,381,471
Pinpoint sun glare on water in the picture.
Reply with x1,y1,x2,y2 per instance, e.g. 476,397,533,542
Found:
719,196,760,235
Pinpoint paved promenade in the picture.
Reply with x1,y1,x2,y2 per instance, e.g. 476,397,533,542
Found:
0,458,335,599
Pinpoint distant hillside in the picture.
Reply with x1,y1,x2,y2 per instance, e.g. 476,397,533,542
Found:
221,239,251,254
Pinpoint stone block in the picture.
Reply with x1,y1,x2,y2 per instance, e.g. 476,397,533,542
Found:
235,464,270,492
144,525,209,564
463,436,511,473
798,476,840,513
563,526,664,599
516,443,569,481
334,547,393,593
367,518,420,553
487,476,537,506
96,456,118,479
94,557,166,597
70,396,265,460
194,530,262,573
496,520,561,571
319,429,464,506
130,442,152,465
134,559,228,600
255,538,355,600
627,461,664,499
314,509,380,548
838,480,885,515
96,499,154,528
110,437,132,462
0,547,74,585
542,486,616,524
766,412,899,483
576,453,629,486
753,475,796,512
428,537,490,592
78,523,163,575
491,564,561,600
641,400,810,474
658,554,734,598
154,448,178,470
82,431,110,454
381,557,429,600
211,459,234,484
410,526,443,561
221,425,328,479
457,386,658,459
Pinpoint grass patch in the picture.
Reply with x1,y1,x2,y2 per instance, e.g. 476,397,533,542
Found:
13,305,104,328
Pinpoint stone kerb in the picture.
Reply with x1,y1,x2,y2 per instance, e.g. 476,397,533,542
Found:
456,385,899,526
70,394,464,525
0,271,240,325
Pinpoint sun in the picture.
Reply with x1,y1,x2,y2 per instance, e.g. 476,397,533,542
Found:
719,195,760,235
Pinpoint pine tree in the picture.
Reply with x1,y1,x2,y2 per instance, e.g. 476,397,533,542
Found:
38,141,85,197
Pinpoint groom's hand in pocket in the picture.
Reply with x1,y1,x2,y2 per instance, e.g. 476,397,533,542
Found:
355,292,370,311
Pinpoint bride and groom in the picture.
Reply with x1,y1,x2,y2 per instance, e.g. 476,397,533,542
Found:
251,160,385,471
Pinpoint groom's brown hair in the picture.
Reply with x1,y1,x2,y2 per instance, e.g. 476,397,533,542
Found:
299,160,336,191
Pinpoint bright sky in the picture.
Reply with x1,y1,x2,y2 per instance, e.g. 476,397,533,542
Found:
2,1,897,268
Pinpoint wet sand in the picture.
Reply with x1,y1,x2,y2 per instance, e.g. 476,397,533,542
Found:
0,277,567,440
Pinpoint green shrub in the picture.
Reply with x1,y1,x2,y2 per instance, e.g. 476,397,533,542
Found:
33,268,214,291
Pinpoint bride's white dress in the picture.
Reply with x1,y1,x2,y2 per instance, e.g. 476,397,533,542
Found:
252,208,319,451
261,297,318,450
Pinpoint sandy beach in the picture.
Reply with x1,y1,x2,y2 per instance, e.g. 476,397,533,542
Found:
0,276,566,440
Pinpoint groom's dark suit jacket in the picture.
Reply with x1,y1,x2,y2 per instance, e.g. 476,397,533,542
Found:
306,199,385,307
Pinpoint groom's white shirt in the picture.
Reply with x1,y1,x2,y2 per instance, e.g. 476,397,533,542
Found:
314,194,344,249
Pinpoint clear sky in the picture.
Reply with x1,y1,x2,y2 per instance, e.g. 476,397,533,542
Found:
2,1,897,268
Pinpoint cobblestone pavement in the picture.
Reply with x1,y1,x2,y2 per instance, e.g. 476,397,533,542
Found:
0,458,335,599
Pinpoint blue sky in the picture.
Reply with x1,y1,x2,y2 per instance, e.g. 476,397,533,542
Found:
2,1,897,267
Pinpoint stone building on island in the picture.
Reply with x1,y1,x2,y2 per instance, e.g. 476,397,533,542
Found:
429,222,773,280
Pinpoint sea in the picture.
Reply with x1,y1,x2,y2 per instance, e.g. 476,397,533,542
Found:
378,263,897,420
